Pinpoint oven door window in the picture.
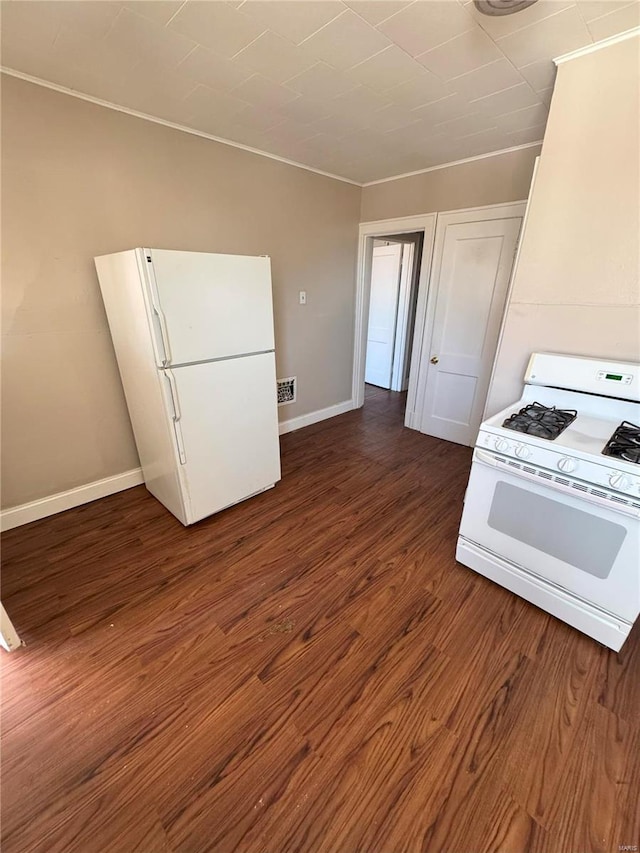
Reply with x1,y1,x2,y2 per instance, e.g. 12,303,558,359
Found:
488,481,627,579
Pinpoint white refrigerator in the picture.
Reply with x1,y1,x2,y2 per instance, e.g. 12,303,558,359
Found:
95,248,281,526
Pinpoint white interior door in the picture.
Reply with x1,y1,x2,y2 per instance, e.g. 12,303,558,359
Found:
171,353,281,524
390,242,416,393
365,243,403,389
417,210,522,446
146,250,275,366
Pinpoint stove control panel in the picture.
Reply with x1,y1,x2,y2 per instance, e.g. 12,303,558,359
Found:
478,429,639,499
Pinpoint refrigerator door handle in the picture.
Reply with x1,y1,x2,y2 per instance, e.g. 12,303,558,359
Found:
163,369,186,464
144,253,172,366
165,368,182,421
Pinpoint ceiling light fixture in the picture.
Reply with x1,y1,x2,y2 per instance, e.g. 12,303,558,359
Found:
473,0,539,15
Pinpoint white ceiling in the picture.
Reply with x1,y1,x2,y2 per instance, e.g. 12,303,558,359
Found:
2,0,639,183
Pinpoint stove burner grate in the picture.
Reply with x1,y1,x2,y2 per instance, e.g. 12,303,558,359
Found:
502,402,577,440
602,421,640,464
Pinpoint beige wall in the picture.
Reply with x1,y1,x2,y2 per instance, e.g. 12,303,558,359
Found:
360,144,541,222
1,75,360,509
487,36,640,414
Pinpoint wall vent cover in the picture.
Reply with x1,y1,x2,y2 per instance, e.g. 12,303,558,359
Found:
277,377,297,406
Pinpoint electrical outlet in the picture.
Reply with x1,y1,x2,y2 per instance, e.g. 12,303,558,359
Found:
299,290,307,305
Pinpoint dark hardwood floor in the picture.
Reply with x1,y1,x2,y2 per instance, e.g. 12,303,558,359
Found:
2,385,639,853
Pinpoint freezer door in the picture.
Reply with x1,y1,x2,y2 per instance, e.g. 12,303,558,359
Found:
145,249,275,366
172,352,281,524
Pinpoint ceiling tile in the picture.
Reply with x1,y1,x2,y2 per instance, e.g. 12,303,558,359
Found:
184,83,249,121
494,102,548,132
434,112,498,137
177,45,253,92
344,1,413,26
466,0,575,39
411,93,471,124
113,69,197,122
123,2,184,26
416,26,503,79
470,82,542,116
286,62,357,99
230,74,300,109
348,45,427,92
450,58,524,100
262,118,324,146
232,104,285,132
53,24,140,79
378,1,475,57
366,104,422,132
308,112,372,136
301,9,392,71
0,1,61,50
504,123,547,145
576,0,637,23
238,1,346,45
329,85,392,117
103,8,196,69
233,30,315,84
586,2,640,39
517,58,557,92
451,129,508,157
496,6,592,68
56,1,124,40
277,96,334,124
384,72,451,109
168,2,266,58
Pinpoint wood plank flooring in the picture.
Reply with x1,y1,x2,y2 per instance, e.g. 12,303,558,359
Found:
2,385,639,853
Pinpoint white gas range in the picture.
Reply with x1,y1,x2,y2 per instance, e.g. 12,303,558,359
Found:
457,353,640,652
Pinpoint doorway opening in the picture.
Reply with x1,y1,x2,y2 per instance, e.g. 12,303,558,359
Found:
363,232,424,418
353,213,438,430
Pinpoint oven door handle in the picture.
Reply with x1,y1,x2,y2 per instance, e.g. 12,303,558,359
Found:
473,449,640,520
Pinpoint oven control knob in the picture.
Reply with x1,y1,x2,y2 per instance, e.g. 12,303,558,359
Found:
609,472,630,491
558,457,577,473
495,438,510,453
515,444,530,459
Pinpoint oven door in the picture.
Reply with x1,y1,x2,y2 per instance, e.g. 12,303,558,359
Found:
459,449,640,622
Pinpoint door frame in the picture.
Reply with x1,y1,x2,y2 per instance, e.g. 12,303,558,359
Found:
353,202,526,431
353,214,437,429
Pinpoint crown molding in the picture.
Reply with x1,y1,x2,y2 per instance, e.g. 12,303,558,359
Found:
554,26,640,65
0,67,362,187
361,141,543,187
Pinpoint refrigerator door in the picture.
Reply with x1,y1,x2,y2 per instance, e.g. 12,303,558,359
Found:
145,249,275,366
171,352,281,524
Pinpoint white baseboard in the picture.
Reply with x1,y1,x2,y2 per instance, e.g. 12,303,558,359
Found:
1,468,144,532
278,399,354,436
2,404,355,531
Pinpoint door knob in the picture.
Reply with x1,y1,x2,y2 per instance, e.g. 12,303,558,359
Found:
430,355,439,364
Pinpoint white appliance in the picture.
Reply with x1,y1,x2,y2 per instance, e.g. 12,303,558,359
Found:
457,353,640,651
95,248,281,526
